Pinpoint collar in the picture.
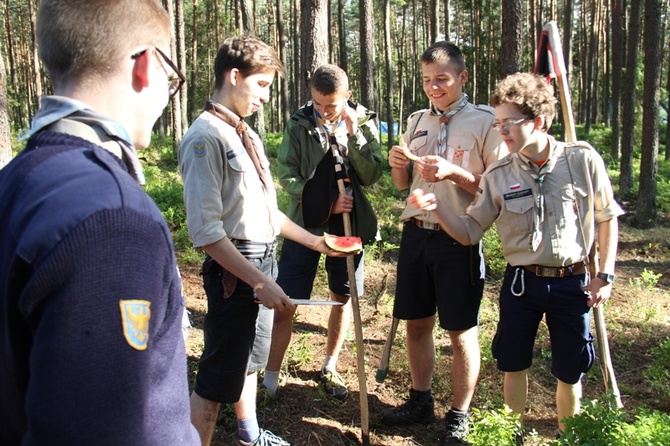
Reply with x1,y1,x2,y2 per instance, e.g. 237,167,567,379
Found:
428,93,469,117
21,96,144,184
516,135,561,179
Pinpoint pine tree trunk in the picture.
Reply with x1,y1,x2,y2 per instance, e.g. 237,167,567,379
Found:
359,0,375,112
501,0,523,76
620,0,642,198
383,0,394,150
610,0,624,160
0,40,11,168
637,0,663,227
300,0,328,103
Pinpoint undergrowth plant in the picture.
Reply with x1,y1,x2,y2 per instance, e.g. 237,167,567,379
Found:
643,337,670,401
552,393,670,445
629,268,663,289
467,406,525,446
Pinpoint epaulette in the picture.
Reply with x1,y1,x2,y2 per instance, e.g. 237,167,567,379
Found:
407,109,429,122
472,104,495,115
485,155,513,173
563,140,595,152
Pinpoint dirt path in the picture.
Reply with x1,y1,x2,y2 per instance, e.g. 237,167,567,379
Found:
181,221,670,445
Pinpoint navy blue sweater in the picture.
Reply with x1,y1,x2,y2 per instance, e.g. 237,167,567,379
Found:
0,132,198,445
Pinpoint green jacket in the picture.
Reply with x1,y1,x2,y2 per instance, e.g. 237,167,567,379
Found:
277,100,383,243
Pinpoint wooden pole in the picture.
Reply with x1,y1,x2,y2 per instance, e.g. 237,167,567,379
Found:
541,21,623,408
376,317,399,383
329,134,370,445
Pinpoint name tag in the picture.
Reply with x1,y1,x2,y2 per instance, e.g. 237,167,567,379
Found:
410,129,428,140
503,189,532,200
226,147,245,160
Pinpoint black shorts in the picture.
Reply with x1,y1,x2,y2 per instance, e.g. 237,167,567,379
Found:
393,221,484,331
491,265,595,384
194,252,276,404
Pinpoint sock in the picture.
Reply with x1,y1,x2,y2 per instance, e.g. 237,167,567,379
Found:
237,417,260,444
449,407,468,416
322,355,337,372
262,370,280,397
409,388,433,402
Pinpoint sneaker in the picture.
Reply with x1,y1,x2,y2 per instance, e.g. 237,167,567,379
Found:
257,383,279,406
380,391,436,426
515,432,525,446
318,368,348,401
232,429,290,446
443,409,470,444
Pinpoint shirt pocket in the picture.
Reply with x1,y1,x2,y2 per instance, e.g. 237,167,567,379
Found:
501,195,534,234
554,184,588,226
225,146,251,173
446,134,475,168
408,131,428,155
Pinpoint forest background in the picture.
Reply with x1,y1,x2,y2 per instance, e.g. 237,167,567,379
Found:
1,0,669,225
1,0,670,445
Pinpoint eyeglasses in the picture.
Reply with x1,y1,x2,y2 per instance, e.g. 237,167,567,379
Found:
132,47,186,98
492,117,531,132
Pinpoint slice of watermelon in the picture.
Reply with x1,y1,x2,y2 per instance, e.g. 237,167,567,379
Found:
324,233,363,253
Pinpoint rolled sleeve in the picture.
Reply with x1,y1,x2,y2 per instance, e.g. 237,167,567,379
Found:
461,214,484,245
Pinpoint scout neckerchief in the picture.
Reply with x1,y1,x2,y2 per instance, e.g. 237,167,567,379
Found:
518,144,559,251
431,93,468,157
21,96,146,184
314,106,348,155
204,100,271,192
313,105,353,186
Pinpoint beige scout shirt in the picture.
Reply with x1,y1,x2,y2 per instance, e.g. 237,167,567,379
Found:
462,136,625,267
398,102,506,223
179,111,284,248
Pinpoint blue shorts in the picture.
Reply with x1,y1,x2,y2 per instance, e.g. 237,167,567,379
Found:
277,238,364,300
393,222,485,331
194,252,276,404
491,265,595,385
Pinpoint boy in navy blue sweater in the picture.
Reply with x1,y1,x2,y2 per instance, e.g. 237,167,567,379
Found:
0,1,198,444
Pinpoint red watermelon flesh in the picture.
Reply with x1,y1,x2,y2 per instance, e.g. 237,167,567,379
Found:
324,233,363,253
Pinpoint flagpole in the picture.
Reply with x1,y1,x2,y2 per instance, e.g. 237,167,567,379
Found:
535,21,623,409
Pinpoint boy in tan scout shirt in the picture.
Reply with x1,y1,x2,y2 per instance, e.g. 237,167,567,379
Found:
383,41,506,444
409,72,624,441
180,35,345,446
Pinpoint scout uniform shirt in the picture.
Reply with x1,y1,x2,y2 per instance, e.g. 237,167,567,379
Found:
398,98,507,223
462,136,625,267
179,109,284,247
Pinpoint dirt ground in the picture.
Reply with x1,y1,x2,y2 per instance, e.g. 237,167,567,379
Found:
181,215,670,446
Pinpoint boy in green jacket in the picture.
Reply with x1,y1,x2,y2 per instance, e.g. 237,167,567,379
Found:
261,64,383,401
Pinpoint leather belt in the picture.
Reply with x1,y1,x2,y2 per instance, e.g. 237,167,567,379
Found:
522,262,586,278
231,239,277,259
409,217,441,231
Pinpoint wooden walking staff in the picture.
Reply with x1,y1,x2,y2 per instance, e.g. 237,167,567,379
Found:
328,133,370,445
376,315,399,382
535,21,623,408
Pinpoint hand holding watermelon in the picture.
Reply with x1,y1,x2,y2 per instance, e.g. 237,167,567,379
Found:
323,233,363,254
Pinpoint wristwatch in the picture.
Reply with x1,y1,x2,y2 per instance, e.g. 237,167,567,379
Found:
596,272,616,284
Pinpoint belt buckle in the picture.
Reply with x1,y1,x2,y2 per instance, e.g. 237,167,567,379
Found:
537,266,558,278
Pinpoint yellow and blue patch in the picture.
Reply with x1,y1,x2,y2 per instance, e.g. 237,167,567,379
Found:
119,300,151,350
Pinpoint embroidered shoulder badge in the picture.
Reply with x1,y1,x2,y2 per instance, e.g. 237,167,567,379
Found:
119,300,151,350
193,140,206,158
